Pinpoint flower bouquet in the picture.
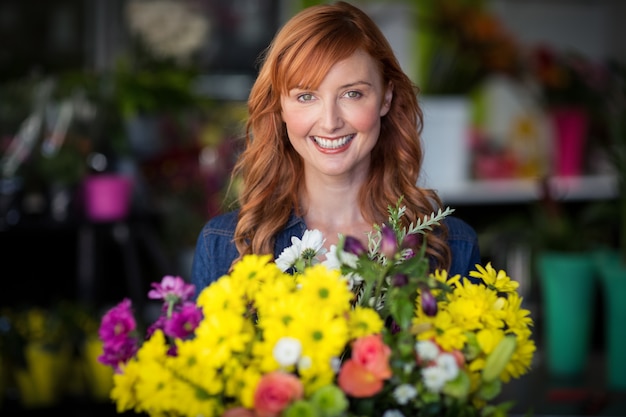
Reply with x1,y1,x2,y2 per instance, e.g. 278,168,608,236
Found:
98,199,535,417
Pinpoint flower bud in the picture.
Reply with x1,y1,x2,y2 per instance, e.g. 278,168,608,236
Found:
380,224,398,259
392,273,408,287
344,236,367,256
401,233,421,250
420,288,438,317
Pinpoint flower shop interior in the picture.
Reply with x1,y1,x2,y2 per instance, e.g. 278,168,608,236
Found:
1,0,625,416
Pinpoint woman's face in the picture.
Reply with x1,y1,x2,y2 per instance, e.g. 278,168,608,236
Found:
281,49,392,179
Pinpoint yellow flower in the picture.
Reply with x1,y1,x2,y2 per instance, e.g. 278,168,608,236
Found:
469,262,519,294
414,310,466,351
296,264,353,313
348,306,384,339
501,291,534,334
197,275,247,318
229,253,282,300
111,361,140,413
503,331,536,382
446,279,505,331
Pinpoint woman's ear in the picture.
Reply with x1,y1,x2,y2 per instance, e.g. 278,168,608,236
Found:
380,82,393,116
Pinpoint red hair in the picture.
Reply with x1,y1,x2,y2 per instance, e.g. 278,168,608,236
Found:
231,1,450,269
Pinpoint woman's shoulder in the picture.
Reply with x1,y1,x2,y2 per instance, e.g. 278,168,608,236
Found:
442,215,478,242
201,210,240,237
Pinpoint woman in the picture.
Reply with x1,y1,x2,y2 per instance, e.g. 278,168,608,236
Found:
191,1,480,293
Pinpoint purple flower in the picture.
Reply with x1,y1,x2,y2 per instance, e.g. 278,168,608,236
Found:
146,315,167,339
148,276,195,304
392,273,409,287
401,233,421,250
343,236,367,256
98,335,138,370
420,287,438,317
164,302,203,339
380,224,398,259
99,298,136,344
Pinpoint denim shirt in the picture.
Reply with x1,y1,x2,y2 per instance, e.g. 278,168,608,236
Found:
191,210,481,296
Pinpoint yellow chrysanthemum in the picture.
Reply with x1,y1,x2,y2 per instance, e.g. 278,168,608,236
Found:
446,279,505,331
193,312,254,369
134,360,172,414
415,310,466,351
501,291,534,334
348,306,384,338
111,361,139,413
170,338,223,395
297,264,353,313
197,275,247,317
229,254,282,299
431,269,462,288
469,262,519,294
502,331,536,382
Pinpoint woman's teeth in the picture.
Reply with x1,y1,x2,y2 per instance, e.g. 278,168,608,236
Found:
313,134,354,149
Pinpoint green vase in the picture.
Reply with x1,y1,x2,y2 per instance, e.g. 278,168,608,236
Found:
594,250,626,391
537,251,596,378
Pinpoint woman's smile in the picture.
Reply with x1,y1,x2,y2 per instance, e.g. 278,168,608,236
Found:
312,134,355,152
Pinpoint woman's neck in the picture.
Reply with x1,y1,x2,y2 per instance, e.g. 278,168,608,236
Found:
300,177,373,249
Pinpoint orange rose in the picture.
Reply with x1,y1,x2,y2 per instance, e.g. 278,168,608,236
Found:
254,372,304,417
351,334,392,379
337,359,384,397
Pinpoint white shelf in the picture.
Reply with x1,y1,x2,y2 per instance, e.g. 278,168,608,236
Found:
434,175,618,205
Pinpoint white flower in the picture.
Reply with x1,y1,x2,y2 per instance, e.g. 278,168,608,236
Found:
415,340,440,361
421,352,460,393
382,410,405,417
421,365,448,393
392,384,418,405
297,355,312,371
435,352,459,381
272,337,301,367
275,229,327,272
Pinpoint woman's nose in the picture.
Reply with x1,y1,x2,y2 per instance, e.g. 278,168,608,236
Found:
319,100,343,131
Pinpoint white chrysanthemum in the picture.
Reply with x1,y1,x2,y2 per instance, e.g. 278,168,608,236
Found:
435,353,459,381
276,229,327,271
273,337,302,367
275,242,301,272
421,365,448,393
393,384,418,405
297,356,312,371
382,410,405,417
322,244,342,270
300,229,327,257
415,340,439,361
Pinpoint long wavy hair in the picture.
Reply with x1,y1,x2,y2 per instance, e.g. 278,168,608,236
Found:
231,1,450,269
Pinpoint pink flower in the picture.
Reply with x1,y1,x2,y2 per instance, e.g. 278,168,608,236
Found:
164,302,202,339
254,371,304,417
350,334,392,379
148,276,195,303
337,359,384,397
98,298,136,343
222,407,256,417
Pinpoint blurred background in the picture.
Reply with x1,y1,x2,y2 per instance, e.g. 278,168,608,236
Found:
0,0,624,415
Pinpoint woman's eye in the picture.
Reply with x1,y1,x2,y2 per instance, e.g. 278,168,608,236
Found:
297,93,314,102
345,90,362,99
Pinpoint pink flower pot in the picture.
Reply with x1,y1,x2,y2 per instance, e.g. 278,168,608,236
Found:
83,174,133,222
549,107,589,177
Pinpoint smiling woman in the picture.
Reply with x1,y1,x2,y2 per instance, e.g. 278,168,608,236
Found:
191,1,480,294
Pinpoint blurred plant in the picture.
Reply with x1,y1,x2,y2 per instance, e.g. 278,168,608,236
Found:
417,0,522,95
528,45,609,113
0,302,113,408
